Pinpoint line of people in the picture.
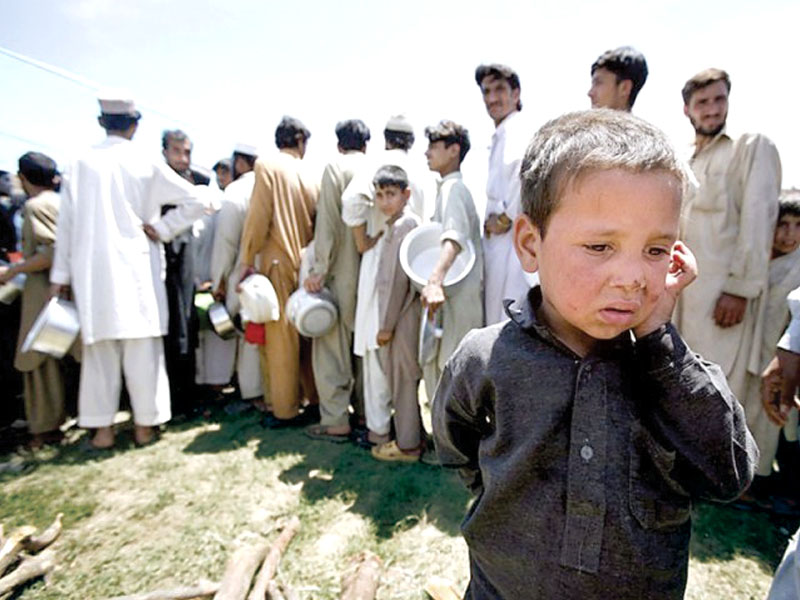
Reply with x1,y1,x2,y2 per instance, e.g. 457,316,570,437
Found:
0,47,794,496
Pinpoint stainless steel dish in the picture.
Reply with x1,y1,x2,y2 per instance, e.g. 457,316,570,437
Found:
0,272,26,304
21,297,80,358
399,222,476,292
285,287,338,338
208,301,237,339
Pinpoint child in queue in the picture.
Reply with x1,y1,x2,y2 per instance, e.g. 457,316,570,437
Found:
432,109,757,599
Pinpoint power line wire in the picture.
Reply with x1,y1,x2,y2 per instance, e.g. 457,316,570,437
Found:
0,45,188,125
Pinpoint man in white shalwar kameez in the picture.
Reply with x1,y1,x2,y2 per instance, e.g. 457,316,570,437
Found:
50,96,205,449
475,64,534,325
675,68,781,402
209,144,263,406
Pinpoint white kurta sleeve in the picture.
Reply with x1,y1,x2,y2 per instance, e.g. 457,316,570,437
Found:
50,176,74,286
150,161,207,242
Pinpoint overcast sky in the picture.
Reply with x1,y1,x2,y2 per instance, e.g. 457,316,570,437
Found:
2,0,798,203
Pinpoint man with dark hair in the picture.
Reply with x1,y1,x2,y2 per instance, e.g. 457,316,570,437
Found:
335,119,370,152
210,143,263,411
419,120,483,405
160,129,207,417
212,158,233,190
588,46,648,111
474,63,532,325
50,94,204,449
239,117,318,428
0,152,74,448
676,67,782,403
304,120,370,442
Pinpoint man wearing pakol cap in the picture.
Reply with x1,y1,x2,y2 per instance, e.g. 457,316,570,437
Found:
342,115,431,255
239,117,318,427
209,142,264,411
50,94,206,449
304,119,370,442
475,63,535,325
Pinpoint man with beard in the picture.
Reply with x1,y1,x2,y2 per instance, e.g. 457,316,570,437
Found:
675,68,782,401
161,130,209,416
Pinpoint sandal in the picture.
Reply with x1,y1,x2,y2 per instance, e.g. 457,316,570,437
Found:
304,424,350,444
371,440,421,463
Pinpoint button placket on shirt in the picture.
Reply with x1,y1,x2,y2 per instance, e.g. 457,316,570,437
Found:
560,359,608,574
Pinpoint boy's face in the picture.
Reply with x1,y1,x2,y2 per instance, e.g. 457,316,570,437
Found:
425,140,459,175
588,67,630,111
773,214,800,257
514,169,681,356
374,184,409,217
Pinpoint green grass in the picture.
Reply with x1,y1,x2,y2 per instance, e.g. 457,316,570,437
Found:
0,409,793,599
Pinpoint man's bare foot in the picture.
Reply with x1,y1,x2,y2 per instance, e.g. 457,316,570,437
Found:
91,426,114,449
133,425,157,447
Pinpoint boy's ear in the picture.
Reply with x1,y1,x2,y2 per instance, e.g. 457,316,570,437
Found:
402,188,411,200
513,214,541,273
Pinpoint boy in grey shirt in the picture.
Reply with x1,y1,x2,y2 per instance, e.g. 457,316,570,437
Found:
433,109,757,599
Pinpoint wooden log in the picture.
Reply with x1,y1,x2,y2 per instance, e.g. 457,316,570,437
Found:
104,580,220,600
422,576,461,600
213,543,269,600
0,548,56,596
265,581,285,600
246,517,300,600
340,551,382,600
23,513,63,553
0,526,35,576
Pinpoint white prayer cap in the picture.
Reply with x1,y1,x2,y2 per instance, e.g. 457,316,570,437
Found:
384,114,413,134
97,90,139,116
233,142,259,157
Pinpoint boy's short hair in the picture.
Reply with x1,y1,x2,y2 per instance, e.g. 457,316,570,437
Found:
681,68,731,105
275,116,311,149
474,63,522,111
520,109,686,236
372,165,409,191
384,115,415,151
162,129,191,150
335,119,371,151
779,191,800,220
18,151,60,190
425,120,471,163
591,46,649,108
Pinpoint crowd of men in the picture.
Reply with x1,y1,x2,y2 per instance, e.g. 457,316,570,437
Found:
0,45,794,503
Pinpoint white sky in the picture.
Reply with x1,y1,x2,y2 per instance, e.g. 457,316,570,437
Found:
2,0,798,204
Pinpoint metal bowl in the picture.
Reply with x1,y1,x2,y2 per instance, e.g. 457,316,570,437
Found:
0,272,26,304
208,301,237,339
399,222,476,292
21,297,80,358
285,288,338,338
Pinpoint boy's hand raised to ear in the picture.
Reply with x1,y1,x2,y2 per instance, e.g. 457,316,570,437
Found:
633,241,697,339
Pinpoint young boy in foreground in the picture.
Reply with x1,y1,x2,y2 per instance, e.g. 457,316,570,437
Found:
432,110,757,599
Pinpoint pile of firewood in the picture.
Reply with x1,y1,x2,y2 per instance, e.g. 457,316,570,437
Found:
0,513,62,598
105,516,384,600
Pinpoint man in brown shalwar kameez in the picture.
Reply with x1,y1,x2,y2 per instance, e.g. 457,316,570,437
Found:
239,116,318,427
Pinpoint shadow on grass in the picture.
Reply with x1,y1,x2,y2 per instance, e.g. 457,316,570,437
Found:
690,500,798,573
182,411,471,539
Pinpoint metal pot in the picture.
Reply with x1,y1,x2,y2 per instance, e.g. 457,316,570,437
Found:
399,222,476,292
0,272,26,304
285,288,338,338
208,301,237,340
21,297,80,358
